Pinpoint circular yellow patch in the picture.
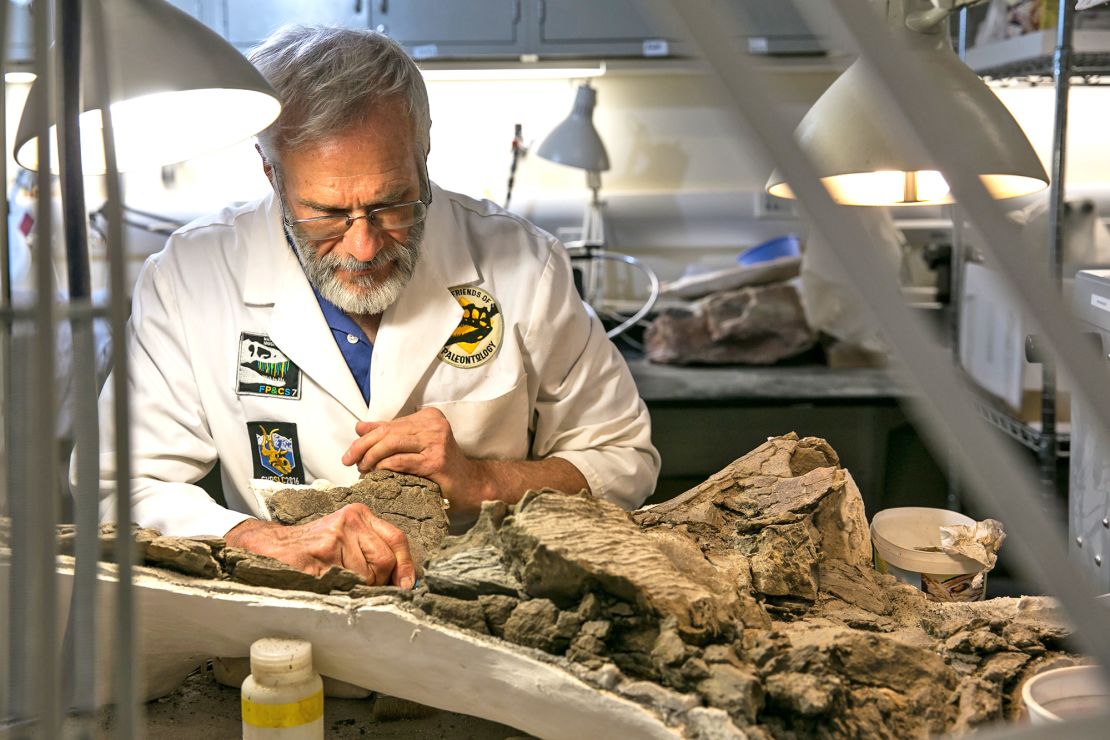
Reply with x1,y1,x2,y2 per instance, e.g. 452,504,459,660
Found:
440,286,503,368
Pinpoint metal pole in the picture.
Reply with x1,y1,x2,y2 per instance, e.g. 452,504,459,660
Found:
56,0,101,734
665,0,1110,673
946,6,970,513
85,1,142,735
1038,0,1076,506
29,0,60,732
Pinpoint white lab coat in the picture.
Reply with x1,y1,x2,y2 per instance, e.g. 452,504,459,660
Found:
95,184,659,537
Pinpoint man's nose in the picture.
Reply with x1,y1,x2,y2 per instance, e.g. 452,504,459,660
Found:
344,218,388,262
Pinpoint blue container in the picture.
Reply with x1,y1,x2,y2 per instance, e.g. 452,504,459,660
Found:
738,234,801,266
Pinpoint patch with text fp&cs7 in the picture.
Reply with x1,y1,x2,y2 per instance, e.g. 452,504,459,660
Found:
247,421,304,484
236,332,301,399
441,286,503,368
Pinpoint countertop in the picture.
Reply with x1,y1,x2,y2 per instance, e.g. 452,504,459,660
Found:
625,358,908,403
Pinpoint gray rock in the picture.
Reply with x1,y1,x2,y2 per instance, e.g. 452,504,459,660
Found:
477,594,518,638
413,592,489,635
423,545,523,599
619,680,702,715
684,707,752,740
764,672,837,716
140,535,222,579
645,282,815,366
223,548,364,594
502,598,569,654
697,663,764,723
745,522,818,603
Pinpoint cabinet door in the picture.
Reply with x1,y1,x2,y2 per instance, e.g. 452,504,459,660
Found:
732,0,826,56
369,0,527,59
536,0,676,56
223,0,370,49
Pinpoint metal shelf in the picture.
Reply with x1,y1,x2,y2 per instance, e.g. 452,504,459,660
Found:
966,29,1110,78
974,397,1070,457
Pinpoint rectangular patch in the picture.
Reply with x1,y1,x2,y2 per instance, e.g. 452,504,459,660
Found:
237,332,301,399
247,421,305,485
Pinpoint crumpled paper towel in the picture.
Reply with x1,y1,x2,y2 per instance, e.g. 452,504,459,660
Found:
940,519,1007,570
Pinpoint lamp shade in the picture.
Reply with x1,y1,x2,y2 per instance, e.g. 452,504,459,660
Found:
765,4,1048,206
536,83,610,173
14,0,280,174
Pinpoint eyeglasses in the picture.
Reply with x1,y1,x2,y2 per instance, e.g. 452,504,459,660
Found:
283,199,428,242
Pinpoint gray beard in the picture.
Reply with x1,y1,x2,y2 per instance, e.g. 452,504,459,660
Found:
290,220,424,316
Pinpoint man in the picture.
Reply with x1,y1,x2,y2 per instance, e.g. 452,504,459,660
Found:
95,25,658,590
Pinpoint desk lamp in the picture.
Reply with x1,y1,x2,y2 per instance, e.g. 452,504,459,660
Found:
765,0,1048,206
536,83,659,339
537,82,611,245
13,0,280,174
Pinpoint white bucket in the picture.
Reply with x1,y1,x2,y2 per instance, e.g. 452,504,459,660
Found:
870,507,987,602
1022,665,1110,724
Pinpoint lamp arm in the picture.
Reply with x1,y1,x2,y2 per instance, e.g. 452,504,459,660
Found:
906,0,988,33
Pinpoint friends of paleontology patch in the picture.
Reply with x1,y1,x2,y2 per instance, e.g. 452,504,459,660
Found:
441,286,503,368
247,421,304,484
237,332,301,398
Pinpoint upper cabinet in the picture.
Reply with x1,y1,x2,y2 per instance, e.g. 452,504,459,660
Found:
370,0,529,59
531,0,677,58
370,0,675,60
222,0,371,49
147,0,829,61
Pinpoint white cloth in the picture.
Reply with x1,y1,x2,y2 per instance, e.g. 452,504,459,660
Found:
94,185,659,537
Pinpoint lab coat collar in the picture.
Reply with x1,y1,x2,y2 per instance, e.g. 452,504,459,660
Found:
242,192,369,418
240,185,481,422
370,183,479,420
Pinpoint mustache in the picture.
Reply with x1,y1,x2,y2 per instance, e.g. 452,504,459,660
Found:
316,246,403,272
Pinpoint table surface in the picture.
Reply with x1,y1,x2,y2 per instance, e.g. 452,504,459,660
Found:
625,358,907,402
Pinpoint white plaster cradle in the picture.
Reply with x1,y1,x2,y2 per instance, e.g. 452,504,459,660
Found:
0,554,678,739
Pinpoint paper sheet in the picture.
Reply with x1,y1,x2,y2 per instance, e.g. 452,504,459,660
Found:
939,519,1007,569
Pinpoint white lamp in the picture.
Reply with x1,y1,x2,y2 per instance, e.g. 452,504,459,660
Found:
766,0,1048,206
14,0,280,174
537,83,610,244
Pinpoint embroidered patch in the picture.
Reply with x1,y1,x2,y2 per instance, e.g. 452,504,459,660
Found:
237,332,301,399
441,286,503,369
247,421,304,484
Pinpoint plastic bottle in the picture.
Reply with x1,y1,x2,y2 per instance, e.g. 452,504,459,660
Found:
241,638,324,739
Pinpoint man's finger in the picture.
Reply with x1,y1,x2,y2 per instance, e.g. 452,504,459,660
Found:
343,424,390,466
369,517,415,589
355,419,384,436
355,436,423,474
370,452,427,476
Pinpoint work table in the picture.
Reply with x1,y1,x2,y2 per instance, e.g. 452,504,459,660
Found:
624,358,907,403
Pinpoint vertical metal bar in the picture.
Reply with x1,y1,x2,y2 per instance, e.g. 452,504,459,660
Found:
0,0,10,315
946,7,970,513
84,1,142,735
0,0,14,726
664,0,1110,673
30,0,60,732
56,0,101,733
1039,0,1076,504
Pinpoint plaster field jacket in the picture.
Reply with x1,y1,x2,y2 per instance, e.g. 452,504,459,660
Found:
94,185,660,537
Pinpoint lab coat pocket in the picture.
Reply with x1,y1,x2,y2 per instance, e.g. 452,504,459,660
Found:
420,375,531,461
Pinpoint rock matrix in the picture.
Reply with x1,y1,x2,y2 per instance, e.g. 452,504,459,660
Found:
22,435,1082,738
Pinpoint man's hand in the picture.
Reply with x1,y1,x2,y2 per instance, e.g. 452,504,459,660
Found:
224,503,415,588
342,408,590,524
342,407,483,510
